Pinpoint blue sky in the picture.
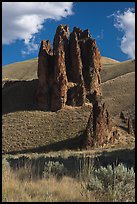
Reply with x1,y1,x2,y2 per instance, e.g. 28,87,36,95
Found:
2,2,135,66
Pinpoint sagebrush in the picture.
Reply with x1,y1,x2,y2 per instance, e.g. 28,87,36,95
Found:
2,158,135,202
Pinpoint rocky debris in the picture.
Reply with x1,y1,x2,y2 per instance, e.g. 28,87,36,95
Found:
120,111,128,123
36,24,102,111
127,118,133,134
120,111,126,120
85,96,115,147
120,111,134,134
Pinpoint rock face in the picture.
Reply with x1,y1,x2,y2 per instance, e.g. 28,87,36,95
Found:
36,24,102,111
51,25,69,111
85,96,113,147
36,40,53,110
36,24,118,148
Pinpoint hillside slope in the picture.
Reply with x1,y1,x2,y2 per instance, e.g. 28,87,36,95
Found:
2,57,135,154
2,58,38,80
2,106,91,154
102,72,135,116
101,60,135,82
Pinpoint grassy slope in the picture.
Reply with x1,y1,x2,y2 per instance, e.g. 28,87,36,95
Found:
102,72,135,116
2,58,38,80
101,60,135,82
2,58,135,154
2,106,91,154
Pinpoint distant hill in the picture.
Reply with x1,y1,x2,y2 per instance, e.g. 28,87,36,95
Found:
101,59,135,82
2,58,38,81
101,56,119,65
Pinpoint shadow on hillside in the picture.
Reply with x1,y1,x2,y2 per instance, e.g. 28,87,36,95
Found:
4,132,86,155
93,148,135,169
2,79,39,115
6,148,135,180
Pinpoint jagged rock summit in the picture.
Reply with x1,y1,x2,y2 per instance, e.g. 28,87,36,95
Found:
36,24,102,111
35,24,120,148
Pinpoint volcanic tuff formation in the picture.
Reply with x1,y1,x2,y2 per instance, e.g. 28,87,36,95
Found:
36,24,119,148
36,25,102,111
85,96,114,147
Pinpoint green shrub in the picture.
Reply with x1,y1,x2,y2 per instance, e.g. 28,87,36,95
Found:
86,163,135,202
43,161,67,179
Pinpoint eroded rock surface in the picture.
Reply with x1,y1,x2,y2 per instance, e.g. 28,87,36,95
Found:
85,96,114,147
36,40,53,110
36,24,102,111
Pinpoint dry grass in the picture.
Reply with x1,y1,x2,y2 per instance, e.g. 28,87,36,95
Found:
2,58,38,80
102,72,135,116
101,59,135,82
2,157,135,202
2,164,95,202
2,106,135,154
2,106,91,154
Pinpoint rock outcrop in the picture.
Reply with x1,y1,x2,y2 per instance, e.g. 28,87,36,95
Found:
36,40,53,110
36,24,102,111
85,96,114,147
51,25,69,111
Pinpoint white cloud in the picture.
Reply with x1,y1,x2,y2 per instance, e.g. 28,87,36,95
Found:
96,29,104,40
108,8,135,59
21,37,39,56
2,2,73,54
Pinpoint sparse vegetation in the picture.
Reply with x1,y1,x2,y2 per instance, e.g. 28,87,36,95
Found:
43,161,68,179
101,60,135,83
102,72,135,116
2,107,91,154
85,164,135,202
2,157,135,202
2,58,135,153
2,57,135,202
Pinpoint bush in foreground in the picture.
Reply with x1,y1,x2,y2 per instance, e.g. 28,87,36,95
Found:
2,158,135,202
85,164,135,202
